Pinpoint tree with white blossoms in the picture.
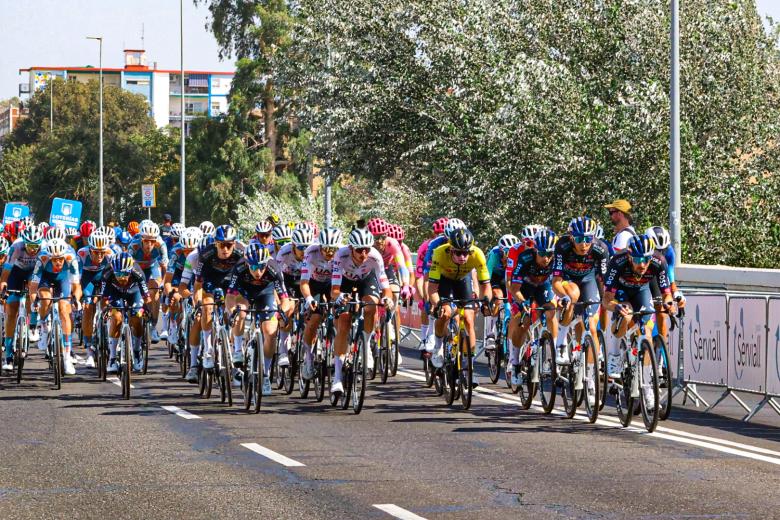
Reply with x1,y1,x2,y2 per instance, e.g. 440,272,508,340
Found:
280,0,780,267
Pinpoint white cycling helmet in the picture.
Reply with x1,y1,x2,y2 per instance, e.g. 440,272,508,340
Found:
443,218,466,239
0,236,10,256
21,225,44,245
348,227,374,248
186,226,203,241
521,224,545,242
88,230,112,251
139,220,160,239
199,221,215,237
46,226,67,242
272,224,292,242
95,225,116,243
66,227,79,237
47,238,69,258
498,234,519,250
255,220,273,234
179,229,200,249
292,227,315,248
318,227,343,248
645,226,671,250
170,223,185,238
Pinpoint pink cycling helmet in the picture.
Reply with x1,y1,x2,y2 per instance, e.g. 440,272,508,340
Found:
366,218,389,237
432,217,448,235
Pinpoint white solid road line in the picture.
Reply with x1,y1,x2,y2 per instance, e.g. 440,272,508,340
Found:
108,376,135,389
241,442,306,467
373,504,428,520
161,405,201,420
395,368,780,466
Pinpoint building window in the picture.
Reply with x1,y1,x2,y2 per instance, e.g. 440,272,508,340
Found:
211,101,220,111
126,79,149,86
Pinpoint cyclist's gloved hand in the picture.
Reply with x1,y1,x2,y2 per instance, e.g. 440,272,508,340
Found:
560,296,571,309
480,297,491,316
519,300,532,314
304,296,316,312
334,294,346,308
399,285,413,301
381,296,394,312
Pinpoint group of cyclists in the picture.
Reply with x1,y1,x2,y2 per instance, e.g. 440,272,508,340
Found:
0,198,685,427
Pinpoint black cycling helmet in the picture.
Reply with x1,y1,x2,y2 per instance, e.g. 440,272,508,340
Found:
449,228,474,250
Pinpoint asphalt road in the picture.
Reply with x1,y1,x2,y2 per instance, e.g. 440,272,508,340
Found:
1,336,779,520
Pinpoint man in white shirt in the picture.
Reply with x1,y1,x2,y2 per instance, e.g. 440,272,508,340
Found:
604,199,636,252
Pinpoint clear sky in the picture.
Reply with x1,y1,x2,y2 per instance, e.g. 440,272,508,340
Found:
1,1,779,100
0,0,229,100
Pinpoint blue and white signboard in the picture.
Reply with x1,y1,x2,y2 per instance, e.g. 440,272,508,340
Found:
3,203,30,225
49,198,82,229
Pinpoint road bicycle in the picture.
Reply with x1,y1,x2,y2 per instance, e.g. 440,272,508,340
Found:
100,304,137,399
196,289,233,406
557,300,602,422
433,297,484,410
510,302,556,412
332,294,384,414
3,290,30,385
609,308,661,432
484,297,511,387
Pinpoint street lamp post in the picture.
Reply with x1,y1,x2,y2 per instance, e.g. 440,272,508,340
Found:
87,36,104,226
49,75,53,132
669,0,681,258
180,0,186,225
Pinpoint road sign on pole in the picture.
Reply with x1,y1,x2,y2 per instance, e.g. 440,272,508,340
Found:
142,184,156,208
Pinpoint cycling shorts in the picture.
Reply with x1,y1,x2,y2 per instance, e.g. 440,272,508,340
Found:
612,284,653,327
337,274,380,301
6,266,33,303
283,273,301,299
229,281,277,322
142,264,163,282
562,272,600,318
435,276,475,309
511,281,554,314
38,270,73,299
103,285,144,313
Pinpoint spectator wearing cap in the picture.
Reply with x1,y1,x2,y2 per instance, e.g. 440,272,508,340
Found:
161,213,174,248
604,199,636,253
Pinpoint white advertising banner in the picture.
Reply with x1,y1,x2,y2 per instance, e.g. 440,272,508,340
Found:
727,297,767,393
764,299,780,397
683,294,728,386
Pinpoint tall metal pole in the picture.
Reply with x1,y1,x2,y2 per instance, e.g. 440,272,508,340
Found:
324,34,332,227
670,0,681,258
179,0,186,225
50,76,53,132
88,36,104,226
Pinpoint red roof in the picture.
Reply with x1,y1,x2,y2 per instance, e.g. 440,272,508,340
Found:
19,66,234,76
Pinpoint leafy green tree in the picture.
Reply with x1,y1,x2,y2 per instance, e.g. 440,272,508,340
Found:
4,78,178,222
283,0,780,267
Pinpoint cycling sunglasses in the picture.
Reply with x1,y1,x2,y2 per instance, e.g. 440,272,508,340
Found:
295,245,307,251
322,247,338,255
631,255,652,265
536,250,554,258
249,262,268,271
451,249,470,258
354,247,371,254
573,235,594,244
216,241,235,249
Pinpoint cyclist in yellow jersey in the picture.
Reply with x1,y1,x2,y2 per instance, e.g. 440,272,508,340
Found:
427,228,491,383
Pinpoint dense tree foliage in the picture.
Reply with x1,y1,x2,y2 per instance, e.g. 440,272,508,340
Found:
281,0,780,266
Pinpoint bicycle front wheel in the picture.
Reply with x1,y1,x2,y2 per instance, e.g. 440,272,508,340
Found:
615,348,634,428
379,320,390,384
654,335,672,421
351,333,367,414
583,334,599,423
142,319,151,375
538,332,556,414
218,329,233,406
52,322,62,390
389,317,400,377
121,325,132,399
458,334,473,410
639,338,660,432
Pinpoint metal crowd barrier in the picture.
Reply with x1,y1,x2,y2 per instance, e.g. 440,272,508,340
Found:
398,292,780,422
